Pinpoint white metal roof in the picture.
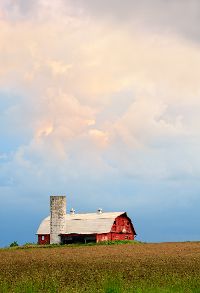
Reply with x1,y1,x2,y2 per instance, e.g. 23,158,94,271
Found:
37,212,125,235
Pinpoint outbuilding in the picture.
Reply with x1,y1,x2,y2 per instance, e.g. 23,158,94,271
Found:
37,196,137,245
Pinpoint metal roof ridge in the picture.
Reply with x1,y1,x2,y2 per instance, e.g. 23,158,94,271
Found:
66,211,125,215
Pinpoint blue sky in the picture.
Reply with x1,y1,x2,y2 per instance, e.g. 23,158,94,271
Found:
0,0,200,247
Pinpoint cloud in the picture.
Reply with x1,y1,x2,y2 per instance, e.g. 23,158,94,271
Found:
47,60,72,76
1,3,200,181
89,129,109,148
2,0,200,44
73,0,200,42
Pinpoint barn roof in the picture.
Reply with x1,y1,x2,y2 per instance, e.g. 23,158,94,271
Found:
36,212,126,235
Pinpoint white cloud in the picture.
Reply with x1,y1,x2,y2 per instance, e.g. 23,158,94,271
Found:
0,0,200,197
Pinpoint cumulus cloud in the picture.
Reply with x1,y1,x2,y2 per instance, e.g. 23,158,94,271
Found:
74,0,200,43
1,0,200,186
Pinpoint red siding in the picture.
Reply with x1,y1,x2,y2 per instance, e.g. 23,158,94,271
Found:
96,233,112,242
111,214,135,235
38,234,50,245
96,214,135,242
110,233,134,241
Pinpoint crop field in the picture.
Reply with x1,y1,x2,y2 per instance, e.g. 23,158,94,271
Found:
0,241,200,293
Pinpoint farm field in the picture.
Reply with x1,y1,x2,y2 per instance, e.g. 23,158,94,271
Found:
0,242,200,292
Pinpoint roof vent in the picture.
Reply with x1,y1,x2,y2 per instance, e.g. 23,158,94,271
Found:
70,208,75,215
97,208,103,214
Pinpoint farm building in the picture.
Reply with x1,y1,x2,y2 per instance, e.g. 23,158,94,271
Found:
37,196,137,245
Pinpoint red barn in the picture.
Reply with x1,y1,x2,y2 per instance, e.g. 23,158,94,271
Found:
36,196,137,245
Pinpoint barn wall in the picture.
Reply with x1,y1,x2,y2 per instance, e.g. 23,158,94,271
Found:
96,215,135,243
38,234,50,245
111,215,135,240
96,233,112,242
111,233,134,241
96,232,134,242
112,215,134,233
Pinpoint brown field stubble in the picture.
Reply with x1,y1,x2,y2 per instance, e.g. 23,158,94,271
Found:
0,242,200,292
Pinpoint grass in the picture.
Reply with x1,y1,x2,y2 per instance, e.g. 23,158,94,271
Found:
1,240,142,250
0,242,200,292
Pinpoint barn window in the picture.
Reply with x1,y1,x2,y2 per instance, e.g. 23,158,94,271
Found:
42,235,45,241
125,235,128,239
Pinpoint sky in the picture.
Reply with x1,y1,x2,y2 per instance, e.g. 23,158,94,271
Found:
1,0,200,247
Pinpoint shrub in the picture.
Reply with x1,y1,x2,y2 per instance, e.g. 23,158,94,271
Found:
9,241,19,247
